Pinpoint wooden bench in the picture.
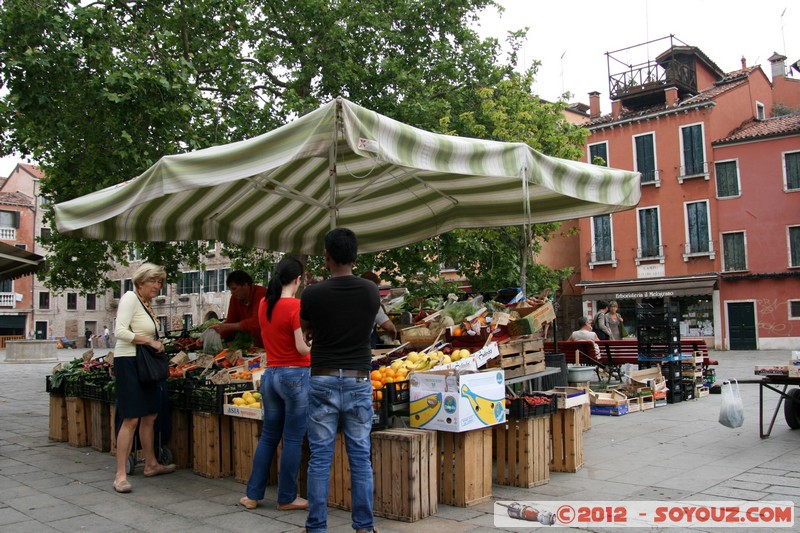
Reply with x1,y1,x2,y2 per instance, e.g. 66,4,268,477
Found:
544,338,716,383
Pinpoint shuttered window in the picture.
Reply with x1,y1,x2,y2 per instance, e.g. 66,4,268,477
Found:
589,143,608,167
715,161,740,197
723,232,746,271
786,152,800,191
687,201,710,253
638,208,660,258
681,124,705,176
635,134,656,183
790,226,800,268
592,215,612,261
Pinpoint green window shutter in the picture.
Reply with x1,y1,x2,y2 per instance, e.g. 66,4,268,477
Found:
593,215,612,261
790,227,800,267
682,125,704,175
639,208,660,257
635,135,656,182
687,202,709,253
786,152,800,190
723,233,746,271
715,161,739,197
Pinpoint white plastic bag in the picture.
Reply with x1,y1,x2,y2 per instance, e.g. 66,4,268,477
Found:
718,379,744,428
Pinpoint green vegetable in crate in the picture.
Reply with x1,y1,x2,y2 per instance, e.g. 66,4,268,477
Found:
441,300,478,325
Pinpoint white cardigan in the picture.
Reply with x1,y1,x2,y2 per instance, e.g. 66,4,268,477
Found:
114,291,158,358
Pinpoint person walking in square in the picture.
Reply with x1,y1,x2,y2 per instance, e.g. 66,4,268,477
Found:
300,228,380,533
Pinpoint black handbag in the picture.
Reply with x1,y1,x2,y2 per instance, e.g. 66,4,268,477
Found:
136,343,169,383
134,297,169,383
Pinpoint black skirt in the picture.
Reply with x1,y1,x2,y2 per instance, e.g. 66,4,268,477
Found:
114,356,161,419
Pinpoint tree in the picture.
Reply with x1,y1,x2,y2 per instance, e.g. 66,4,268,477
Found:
0,0,513,292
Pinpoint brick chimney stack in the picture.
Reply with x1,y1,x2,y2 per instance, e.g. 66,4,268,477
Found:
589,91,601,118
665,86,679,107
611,100,622,120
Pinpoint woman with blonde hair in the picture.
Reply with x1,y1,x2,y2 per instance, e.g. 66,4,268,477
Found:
112,263,175,493
607,300,626,340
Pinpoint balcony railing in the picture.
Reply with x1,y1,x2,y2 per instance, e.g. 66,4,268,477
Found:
0,293,16,307
678,161,710,183
588,249,617,269
683,240,716,261
0,227,16,240
635,244,665,265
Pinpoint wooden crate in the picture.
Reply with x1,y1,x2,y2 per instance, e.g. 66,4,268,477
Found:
489,338,545,379
625,397,641,413
89,399,111,452
640,394,655,410
231,417,262,483
267,439,309,497
66,397,92,447
550,407,584,473
494,416,550,488
372,428,437,522
170,408,192,468
569,382,592,431
109,404,117,456
328,433,352,510
437,427,492,507
192,412,233,478
49,395,68,442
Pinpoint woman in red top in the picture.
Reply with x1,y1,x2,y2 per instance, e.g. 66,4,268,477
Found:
240,257,310,511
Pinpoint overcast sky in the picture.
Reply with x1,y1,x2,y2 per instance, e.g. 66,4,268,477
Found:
476,0,799,112
2,0,798,176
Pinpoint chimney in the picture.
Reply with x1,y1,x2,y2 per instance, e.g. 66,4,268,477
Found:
665,86,679,107
589,91,601,118
769,52,787,80
741,56,747,70
611,100,622,120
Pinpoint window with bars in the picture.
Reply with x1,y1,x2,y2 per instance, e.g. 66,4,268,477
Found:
86,294,96,311
715,161,740,197
177,271,201,294
785,152,800,191
589,142,608,166
791,300,800,319
686,201,710,254
681,124,705,176
723,232,747,271
634,133,657,183
638,207,661,258
0,279,12,293
67,293,77,310
592,214,613,262
39,291,50,310
790,226,800,268
113,280,122,299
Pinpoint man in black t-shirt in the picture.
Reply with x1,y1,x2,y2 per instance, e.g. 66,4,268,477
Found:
300,228,379,533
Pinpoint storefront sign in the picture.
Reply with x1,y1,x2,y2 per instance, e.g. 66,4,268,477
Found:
614,290,676,300
637,264,665,278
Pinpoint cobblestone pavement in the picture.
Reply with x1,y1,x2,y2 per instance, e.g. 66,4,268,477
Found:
1,348,798,532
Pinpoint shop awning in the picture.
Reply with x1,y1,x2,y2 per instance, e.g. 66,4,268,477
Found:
0,242,45,282
579,277,718,301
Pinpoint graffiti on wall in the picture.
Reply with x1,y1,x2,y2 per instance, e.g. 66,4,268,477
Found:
756,298,797,337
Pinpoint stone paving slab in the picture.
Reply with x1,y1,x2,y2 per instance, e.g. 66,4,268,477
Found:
2,348,800,532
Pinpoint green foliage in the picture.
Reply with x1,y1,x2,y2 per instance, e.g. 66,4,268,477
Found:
1,0,512,293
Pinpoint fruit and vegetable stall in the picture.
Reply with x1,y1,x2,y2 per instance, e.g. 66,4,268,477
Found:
45,295,709,522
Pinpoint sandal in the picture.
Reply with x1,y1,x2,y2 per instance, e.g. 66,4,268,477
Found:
113,479,132,493
239,497,258,510
143,463,176,477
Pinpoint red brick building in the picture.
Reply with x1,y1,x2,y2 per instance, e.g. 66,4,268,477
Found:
575,38,800,350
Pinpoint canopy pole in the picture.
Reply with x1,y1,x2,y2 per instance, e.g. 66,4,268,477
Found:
329,98,342,230
521,168,531,299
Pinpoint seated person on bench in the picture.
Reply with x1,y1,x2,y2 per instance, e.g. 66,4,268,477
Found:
567,317,601,359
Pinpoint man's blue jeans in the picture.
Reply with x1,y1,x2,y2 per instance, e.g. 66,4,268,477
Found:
305,373,374,533
245,366,309,505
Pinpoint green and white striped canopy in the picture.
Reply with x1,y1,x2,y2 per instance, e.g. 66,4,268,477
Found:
54,98,640,254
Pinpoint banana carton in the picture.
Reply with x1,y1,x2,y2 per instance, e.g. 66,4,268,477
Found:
408,368,505,432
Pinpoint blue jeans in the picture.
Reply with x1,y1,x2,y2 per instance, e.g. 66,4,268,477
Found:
305,373,374,533
246,366,309,505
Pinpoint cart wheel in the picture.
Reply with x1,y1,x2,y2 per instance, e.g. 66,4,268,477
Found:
158,447,173,466
784,388,800,430
126,454,136,475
